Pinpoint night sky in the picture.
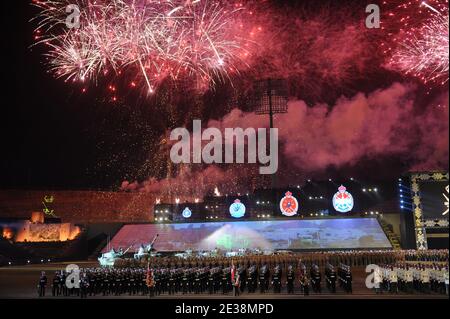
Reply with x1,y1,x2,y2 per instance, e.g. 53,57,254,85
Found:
1,0,448,193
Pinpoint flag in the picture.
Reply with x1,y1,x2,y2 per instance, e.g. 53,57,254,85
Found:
231,260,236,283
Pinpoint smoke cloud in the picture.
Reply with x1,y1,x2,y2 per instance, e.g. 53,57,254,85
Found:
122,83,449,195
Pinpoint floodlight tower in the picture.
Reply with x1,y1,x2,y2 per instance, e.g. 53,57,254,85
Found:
253,79,288,204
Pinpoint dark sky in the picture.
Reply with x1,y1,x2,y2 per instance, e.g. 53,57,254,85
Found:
0,1,447,191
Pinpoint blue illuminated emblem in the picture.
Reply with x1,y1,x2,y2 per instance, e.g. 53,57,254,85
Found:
229,199,246,218
182,207,192,218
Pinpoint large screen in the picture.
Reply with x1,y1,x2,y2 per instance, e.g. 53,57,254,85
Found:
418,181,449,220
105,218,392,252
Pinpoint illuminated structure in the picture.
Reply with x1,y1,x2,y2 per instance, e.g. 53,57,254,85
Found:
229,199,246,218
279,191,299,217
182,207,192,219
332,185,354,213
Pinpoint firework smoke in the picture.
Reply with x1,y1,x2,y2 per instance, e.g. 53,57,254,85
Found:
122,83,449,196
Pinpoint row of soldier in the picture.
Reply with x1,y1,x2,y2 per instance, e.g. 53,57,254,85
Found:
114,249,444,271
373,262,449,295
38,262,353,297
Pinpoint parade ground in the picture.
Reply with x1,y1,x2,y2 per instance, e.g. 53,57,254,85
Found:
0,262,446,299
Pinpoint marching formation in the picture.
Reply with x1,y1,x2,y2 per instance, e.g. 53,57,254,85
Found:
36,250,449,298
373,263,449,295
37,262,353,298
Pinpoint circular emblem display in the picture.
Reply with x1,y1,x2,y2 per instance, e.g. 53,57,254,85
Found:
332,185,354,213
279,191,299,217
229,199,246,218
182,207,192,218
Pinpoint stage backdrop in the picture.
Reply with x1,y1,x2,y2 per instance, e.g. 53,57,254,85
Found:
105,218,392,252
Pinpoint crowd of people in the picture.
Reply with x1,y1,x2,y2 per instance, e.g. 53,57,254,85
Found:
114,249,448,270
373,262,449,295
37,261,353,298
36,249,449,298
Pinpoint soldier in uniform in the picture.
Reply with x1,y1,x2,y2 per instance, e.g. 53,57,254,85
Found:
146,267,155,298
247,265,257,293
52,271,61,297
259,264,267,293
325,264,336,293
38,271,48,297
300,274,310,296
272,265,282,293
233,271,240,297
420,265,431,293
286,265,295,294
80,273,89,299
310,265,321,293
404,266,414,294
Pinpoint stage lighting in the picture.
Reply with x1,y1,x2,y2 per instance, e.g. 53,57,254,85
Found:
374,188,378,192
329,179,332,182
362,188,366,192
350,178,354,181
401,205,404,209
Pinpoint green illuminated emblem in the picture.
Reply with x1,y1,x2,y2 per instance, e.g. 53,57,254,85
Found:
42,195,57,217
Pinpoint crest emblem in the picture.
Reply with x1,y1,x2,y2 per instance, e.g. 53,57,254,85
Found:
332,185,354,213
280,191,298,217
229,199,246,218
182,207,192,218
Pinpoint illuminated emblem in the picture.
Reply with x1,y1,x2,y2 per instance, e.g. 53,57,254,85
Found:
279,191,298,217
332,185,354,213
229,199,246,218
182,207,192,219
42,195,56,217
443,185,449,216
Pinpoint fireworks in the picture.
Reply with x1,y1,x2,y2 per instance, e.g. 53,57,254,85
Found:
32,0,256,95
383,0,449,85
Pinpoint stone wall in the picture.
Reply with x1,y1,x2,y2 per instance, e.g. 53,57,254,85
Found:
0,190,161,223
